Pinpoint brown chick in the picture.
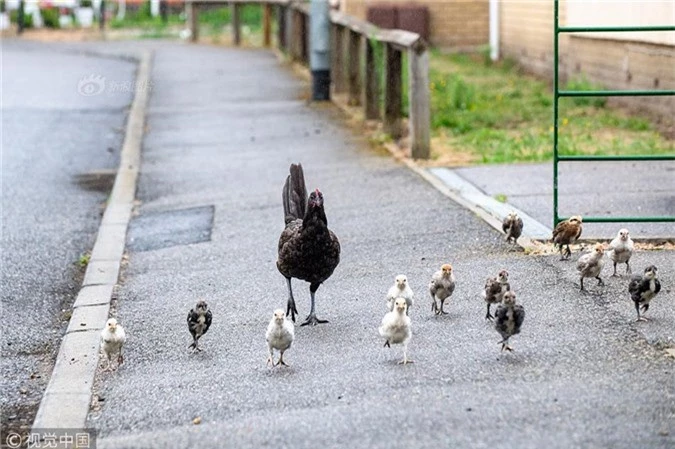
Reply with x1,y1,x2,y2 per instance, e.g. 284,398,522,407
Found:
552,215,583,260
502,212,523,244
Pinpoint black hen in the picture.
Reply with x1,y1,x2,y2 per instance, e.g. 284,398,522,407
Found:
277,164,341,326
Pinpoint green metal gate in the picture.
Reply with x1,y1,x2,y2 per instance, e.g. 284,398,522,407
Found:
553,0,675,227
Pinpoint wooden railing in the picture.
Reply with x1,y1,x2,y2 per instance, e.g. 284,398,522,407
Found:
185,0,430,159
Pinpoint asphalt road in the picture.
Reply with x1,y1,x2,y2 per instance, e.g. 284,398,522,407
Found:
77,43,674,449
0,40,134,439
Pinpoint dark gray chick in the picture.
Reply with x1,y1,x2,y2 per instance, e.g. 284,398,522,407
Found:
187,300,213,352
494,291,525,352
429,264,455,315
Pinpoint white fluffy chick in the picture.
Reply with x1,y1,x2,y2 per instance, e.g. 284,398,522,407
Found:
379,298,413,364
608,228,634,276
576,243,605,291
100,318,126,371
266,309,295,367
386,274,414,314
429,264,455,315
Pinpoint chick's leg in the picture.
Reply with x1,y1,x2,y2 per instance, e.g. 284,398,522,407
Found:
612,262,618,277
439,298,449,315
267,347,275,367
431,295,438,315
596,276,604,286
485,303,493,321
285,277,298,322
398,343,413,365
579,277,585,291
278,350,289,367
301,283,328,326
625,262,631,275
117,349,124,366
634,302,646,322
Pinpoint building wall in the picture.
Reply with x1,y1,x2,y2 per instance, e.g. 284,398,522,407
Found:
342,0,489,48
499,0,674,120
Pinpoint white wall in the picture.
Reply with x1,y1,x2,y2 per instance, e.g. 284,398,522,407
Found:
565,0,675,46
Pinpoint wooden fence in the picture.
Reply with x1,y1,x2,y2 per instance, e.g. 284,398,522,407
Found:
185,0,430,159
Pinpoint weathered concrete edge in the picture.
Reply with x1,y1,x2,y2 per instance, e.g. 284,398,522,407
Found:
32,49,152,431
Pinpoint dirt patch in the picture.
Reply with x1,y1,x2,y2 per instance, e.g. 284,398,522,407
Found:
74,169,117,193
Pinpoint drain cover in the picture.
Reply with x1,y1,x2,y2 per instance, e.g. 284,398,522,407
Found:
127,205,214,252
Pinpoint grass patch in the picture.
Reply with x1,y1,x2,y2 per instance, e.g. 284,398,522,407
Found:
429,52,673,164
78,253,91,268
494,193,508,203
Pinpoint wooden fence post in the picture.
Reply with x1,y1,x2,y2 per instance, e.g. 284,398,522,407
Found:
408,48,430,159
277,5,286,51
348,29,361,105
363,37,380,119
300,12,309,64
263,4,272,47
188,2,199,42
231,3,241,46
333,25,346,93
384,43,402,139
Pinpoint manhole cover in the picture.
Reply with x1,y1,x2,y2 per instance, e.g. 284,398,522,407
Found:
127,205,214,252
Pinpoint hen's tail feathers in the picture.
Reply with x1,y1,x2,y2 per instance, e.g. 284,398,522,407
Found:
282,163,307,224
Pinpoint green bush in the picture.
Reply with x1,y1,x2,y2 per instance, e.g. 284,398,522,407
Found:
41,7,60,29
10,9,33,28
138,0,152,19
80,0,93,7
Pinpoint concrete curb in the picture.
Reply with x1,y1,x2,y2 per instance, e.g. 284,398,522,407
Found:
32,50,152,431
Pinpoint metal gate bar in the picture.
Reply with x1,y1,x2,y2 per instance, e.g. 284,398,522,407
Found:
552,0,675,227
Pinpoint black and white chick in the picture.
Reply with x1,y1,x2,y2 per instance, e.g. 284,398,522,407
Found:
429,264,455,315
482,269,510,321
379,298,413,364
386,274,414,314
187,300,213,352
100,318,126,371
266,309,295,367
608,228,634,276
576,243,605,291
502,212,523,244
628,265,661,322
494,291,525,352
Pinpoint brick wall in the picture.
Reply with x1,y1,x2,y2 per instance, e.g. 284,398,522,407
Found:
342,0,489,48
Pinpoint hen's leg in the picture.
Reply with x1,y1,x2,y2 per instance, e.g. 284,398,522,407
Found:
285,277,298,322
301,282,328,326
485,303,493,320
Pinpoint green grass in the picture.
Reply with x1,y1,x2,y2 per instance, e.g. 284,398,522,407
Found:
110,5,264,40
78,253,91,268
429,52,673,164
